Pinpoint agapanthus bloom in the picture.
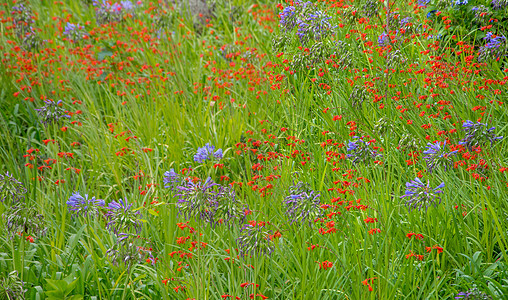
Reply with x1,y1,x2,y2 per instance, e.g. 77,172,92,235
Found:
93,0,139,25
278,1,335,45
361,0,379,17
236,223,275,257
63,22,86,42
194,143,223,163
423,140,458,173
284,182,322,225
378,32,389,46
0,271,25,300
459,120,503,150
163,168,180,190
455,287,492,299
105,198,142,234
175,177,247,226
35,100,71,126
401,178,445,211
67,192,105,217
106,233,154,269
479,32,507,61
492,0,508,9
346,137,382,164
0,172,26,204
4,202,46,238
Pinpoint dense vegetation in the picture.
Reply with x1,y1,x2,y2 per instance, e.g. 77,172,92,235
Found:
1,0,507,299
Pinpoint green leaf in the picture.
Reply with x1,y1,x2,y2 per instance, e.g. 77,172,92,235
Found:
148,209,159,216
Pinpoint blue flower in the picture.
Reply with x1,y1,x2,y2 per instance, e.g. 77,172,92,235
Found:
346,137,382,164
459,120,503,150
194,143,223,163
175,177,246,226
401,178,445,211
427,10,438,18
284,182,322,225
163,168,180,190
484,32,506,49
378,32,389,46
105,198,142,234
492,0,508,10
67,192,105,217
423,140,458,173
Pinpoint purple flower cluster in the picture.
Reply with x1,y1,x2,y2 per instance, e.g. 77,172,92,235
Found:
106,233,155,269
418,0,431,6
35,99,71,126
4,202,47,238
175,177,247,226
284,181,322,225
479,32,507,61
423,140,458,173
455,287,491,299
401,178,445,211
63,22,86,42
163,168,180,190
346,137,382,164
454,0,469,5
378,32,390,47
491,0,508,10
0,172,26,204
67,192,105,217
459,120,503,150
105,198,142,234
10,3,40,50
279,1,335,45
194,143,223,163
93,0,140,25
279,4,297,31
484,32,506,50
296,11,334,44
0,271,25,299
236,223,275,257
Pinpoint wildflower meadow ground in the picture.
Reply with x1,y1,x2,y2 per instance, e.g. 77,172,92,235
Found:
0,0,508,299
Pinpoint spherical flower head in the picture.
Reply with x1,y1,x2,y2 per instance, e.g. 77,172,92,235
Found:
163,168,180,190
346,137,382,164
194,143,223,163
236,223,275,257
284,181,322,225
67,192,105,217
106,233,153,269
0,271,25,300
35,99,71,126
279,5,296,30
422,140,458,173
105,198,142,234
459,120,503,150
4,202,46,238
0,172,27,204
175,177,246,226
401,178,445,211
